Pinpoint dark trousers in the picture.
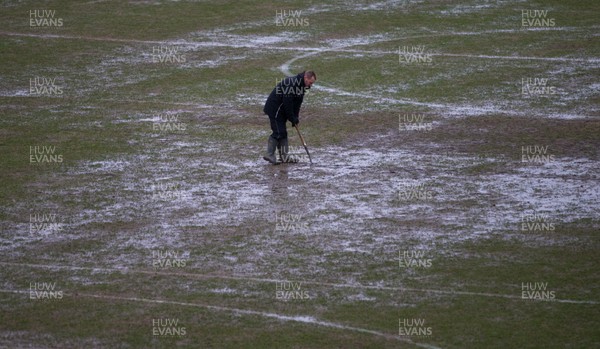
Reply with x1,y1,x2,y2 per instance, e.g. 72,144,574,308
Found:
267,107,288,140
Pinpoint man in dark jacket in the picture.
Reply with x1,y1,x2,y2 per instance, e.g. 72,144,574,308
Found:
263,70,316,164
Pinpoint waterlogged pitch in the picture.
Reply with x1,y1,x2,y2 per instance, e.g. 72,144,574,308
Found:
1,1,599,348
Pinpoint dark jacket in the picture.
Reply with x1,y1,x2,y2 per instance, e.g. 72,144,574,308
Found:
264,72,308,124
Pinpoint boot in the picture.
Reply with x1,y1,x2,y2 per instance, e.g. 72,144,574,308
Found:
263,136,278,164
278,138,298,163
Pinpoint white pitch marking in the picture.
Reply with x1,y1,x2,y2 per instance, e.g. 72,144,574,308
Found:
1,261,598,305
277,38,597,118
0,288,442,348
1,30,597,63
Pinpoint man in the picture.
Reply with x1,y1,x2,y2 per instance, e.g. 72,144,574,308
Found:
263,70,316,164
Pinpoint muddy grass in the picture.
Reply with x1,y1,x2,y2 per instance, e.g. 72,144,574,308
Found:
2,106,598,347
1,0,599,348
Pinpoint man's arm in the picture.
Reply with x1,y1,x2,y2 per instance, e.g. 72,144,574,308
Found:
281,77,300,124
282,94,297,124
292,94,304,125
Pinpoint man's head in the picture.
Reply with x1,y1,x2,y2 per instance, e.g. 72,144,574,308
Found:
303,70,317,88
